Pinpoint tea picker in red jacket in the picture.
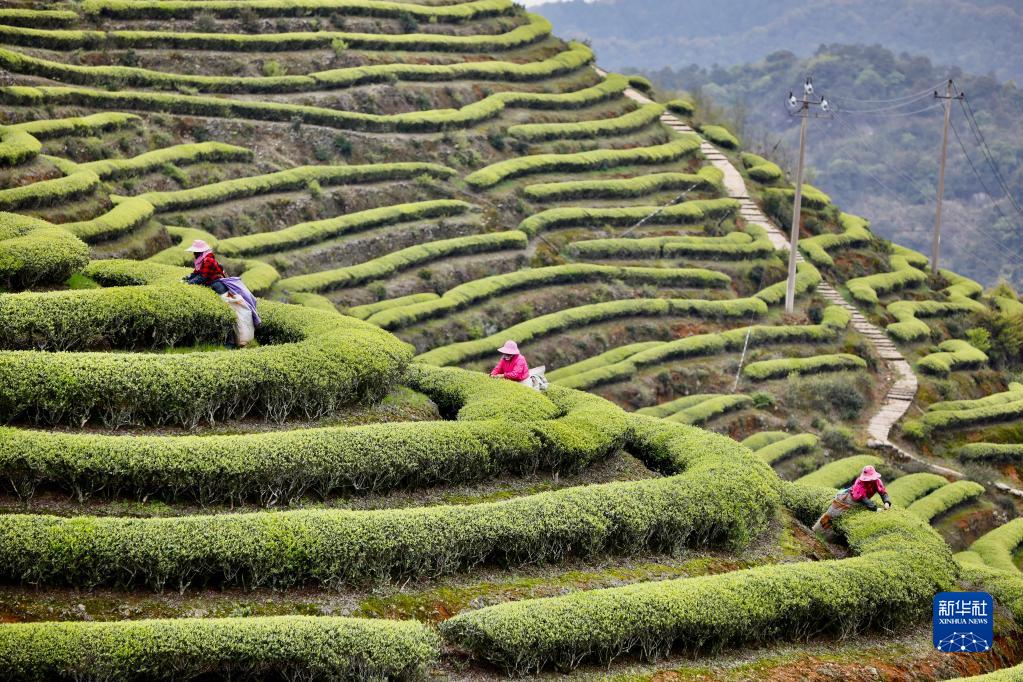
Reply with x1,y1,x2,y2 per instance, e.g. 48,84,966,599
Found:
491,340,530,382
812,464,892,539
183,239,261,347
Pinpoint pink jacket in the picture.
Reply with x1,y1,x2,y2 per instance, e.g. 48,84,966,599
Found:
849,478,890,510
491,354,529,381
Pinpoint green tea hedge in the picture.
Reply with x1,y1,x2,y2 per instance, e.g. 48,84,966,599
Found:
367,264,729,330
764,183,832,210
0,12,550,52
924,382,1018,413
741,431,789,451
277,231,527,293
754,433,819,465
0,125,40,165
699,124,739,149
740,152,783,184
218,199,473,256
417,296,769,366
0,294,412,427
0,410,781,590
665,394,752,425
8,112,139,139
520,197,738,236
523,166,722,202
907,480,984,522
0,213,90,291
0,42,592,93
968,518,1023,573
754,260,821,305
634,393,716,418
547,342,662,383
847,255,927,305
941,269,984,299
85,0,514,21
743,353,866,381
1,72,625,134
0,167,98,211
903,396,1023,439
886,472,949,507
348,292,439,320
566,233,758,260
887,296,987,342
666,98,694,117
78,141,250,179
441,504,955,673
0,616,438,681
130,163,455,212
917,339,988,375
239,259,280,295
958,443,1023,462
795,454,882,488
0,284,232,351
0,8,78,27
556,307,850,390
0,367,628,505
62,197,155,243
466,135,701,189
799,213,872,267
508,103,663,141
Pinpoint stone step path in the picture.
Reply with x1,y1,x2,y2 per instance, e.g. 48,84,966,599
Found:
610,76,971,480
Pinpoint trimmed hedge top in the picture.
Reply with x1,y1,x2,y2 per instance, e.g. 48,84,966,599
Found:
0,275,412,427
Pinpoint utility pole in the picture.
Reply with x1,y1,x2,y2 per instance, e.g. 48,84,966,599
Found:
931,79,964,275
785,78,829,313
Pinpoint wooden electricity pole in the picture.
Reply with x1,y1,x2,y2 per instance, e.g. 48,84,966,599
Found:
785,99,810,313
785,79,827,313
931,79,964,275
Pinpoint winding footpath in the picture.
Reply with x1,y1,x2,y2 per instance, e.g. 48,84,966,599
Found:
606,77,969,480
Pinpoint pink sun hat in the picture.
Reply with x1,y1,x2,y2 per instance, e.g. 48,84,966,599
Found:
497,340,519,355
184,239,212,253
858,465,882,482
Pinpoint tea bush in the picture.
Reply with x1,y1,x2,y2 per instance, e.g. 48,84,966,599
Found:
441,503,955,673
0,291,412,427
522,166,722,201
466,135,701,189
0,616,439,681
743,353,866,381
917,339,988,375
276,231,528,293
886,472,949,507
907,480,984,522
368,264,729,329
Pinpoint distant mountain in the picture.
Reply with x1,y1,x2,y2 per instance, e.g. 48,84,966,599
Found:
535,0,1023,83
646,44,1023,286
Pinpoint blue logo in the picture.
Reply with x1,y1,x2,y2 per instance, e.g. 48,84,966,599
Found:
933,592,993,652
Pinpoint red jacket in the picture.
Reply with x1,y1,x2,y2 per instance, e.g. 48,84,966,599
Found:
491,354,529,381
192,252,225,283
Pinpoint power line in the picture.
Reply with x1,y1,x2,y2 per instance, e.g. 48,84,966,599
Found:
839,102,945,119
815,81,1023,278
828,82,946,104
823,115,1023,274
833,94,935,115
828,114,935,201
957,93,1023,219
949,118,1019,233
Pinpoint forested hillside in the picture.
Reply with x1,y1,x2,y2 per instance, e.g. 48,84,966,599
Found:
648,44,1023,287
534,0,1023,82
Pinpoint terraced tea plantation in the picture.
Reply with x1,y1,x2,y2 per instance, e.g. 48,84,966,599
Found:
2,0,1023,679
